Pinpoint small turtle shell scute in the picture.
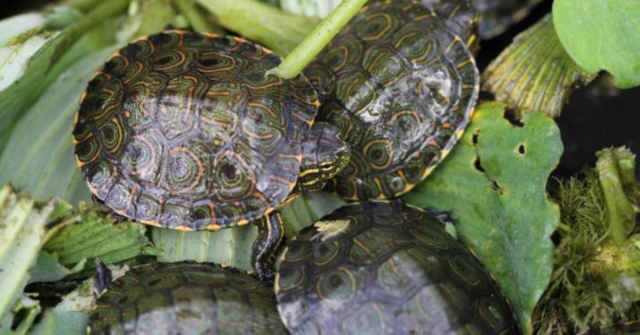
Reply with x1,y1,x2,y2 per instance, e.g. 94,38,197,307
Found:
74,30,319,230
307,1,480,201
89,262,287,335
276,201,522,335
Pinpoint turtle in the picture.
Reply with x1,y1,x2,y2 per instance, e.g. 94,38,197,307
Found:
72,30,351,279
304,0,480,200
421,0,544,39
275,201,522,335
89,262,287,335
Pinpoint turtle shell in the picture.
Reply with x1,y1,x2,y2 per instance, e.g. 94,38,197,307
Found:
305,1,479,200
89,262,287,335
275,201,521,335
73,30,319,230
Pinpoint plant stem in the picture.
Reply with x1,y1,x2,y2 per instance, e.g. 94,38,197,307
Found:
195,0,318,56
268,0,367,79
172,0,223,34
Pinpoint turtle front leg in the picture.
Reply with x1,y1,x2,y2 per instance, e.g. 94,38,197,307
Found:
297,122,351,192
252,211,285,281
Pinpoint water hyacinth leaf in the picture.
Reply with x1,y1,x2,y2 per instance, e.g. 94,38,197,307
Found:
281,191,345,238
404,102,562,333
0,46,118,205
152,192,344,271
553,0,640,89
482,15,594,118
151,226,257,271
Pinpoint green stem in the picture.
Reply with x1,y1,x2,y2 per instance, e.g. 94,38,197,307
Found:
268,0,367,79
195,0,318,56
172,0,222,34
48,0,130,73
596,148,637,244
59,0,104,13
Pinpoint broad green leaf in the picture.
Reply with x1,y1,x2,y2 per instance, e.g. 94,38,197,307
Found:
0,46,118,205
482,15,594,118
152,192,345,271
28,308,87,335
117,0,178,43
404,102,562,333
196,0,318,55
553,0,640,88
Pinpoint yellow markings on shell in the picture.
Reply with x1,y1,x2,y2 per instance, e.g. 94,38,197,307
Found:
249,102,278,118
176,225,193,231
237,219,250,226
394,32,418,49
242,125,274,139
362,13,393,41
107,117,124,155
457,58,472,69
271,175,296,191
166,147,204,195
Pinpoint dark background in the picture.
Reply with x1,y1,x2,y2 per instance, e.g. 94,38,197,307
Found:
2,0,638,177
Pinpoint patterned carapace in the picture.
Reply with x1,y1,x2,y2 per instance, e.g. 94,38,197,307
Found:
306,0,480,200
89,262,287,335
275,201,522,335
73,30,350,279
73,30,345,230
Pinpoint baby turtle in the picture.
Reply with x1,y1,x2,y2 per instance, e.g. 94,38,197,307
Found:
89,262,287,334
306,0,480,200
276,201,522,335
73,30,350,279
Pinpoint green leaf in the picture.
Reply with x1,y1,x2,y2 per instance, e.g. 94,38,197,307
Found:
404,102,562,333
29,252,87,284
195,0,318,55
28,308,87,335
0,46,118,205
152,191,344,271
43,208,160,276
553,0,640,89
279,0,342,18
482,14,594,118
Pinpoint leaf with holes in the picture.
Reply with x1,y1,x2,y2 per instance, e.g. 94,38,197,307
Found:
404,102,562,334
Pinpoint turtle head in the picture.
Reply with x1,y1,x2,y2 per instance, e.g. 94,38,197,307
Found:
297,122,350,192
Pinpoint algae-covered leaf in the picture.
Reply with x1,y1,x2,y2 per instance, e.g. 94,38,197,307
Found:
29,252,87,284
553,0,640,89
404,102,562,333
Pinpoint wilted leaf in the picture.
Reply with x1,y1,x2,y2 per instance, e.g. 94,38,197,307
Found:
404,102,562,333
0,185,59,319
553,0,640,88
